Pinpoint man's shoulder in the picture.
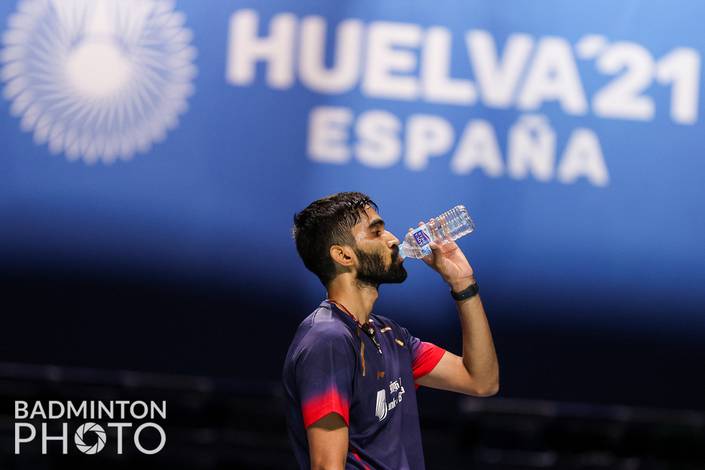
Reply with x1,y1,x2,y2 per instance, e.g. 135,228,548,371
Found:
372,313,406,331
299,302,353,334
291,303,356,351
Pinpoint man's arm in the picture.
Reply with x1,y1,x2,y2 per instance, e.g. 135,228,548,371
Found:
414,235,499,396
294,331,354,469
306,413,348,470
415,293,499,396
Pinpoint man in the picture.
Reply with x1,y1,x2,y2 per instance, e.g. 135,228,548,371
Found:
283,192,499,470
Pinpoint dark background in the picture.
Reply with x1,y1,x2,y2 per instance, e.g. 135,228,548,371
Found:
3,261,703,411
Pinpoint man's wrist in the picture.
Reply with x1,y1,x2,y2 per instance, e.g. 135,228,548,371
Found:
449,277,476,293
450,279,479,301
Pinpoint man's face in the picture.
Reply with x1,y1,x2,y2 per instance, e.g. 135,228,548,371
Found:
351,206,407,286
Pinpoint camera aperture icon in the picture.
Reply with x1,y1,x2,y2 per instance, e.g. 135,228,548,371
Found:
74,422,107,454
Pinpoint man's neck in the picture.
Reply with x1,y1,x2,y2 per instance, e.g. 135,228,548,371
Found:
326,274,378,324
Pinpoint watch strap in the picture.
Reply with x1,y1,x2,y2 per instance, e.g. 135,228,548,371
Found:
450,281,479,301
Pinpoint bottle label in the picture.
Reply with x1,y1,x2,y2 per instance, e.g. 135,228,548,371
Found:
410,226,433,257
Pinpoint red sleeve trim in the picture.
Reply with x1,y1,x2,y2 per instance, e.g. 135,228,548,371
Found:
302,386,350,429
412,341,446,381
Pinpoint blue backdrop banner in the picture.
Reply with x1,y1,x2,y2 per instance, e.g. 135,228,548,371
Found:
1,0,703,330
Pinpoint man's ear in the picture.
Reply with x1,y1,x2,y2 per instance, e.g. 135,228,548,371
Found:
330,244,355,268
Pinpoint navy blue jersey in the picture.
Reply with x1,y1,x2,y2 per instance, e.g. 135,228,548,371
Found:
282,300,446,470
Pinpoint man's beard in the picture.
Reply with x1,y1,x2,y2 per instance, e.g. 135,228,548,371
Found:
354,245,407,287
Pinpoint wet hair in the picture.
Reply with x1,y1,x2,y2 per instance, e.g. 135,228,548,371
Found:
293,192,378,286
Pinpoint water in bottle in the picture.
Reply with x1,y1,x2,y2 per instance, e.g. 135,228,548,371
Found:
398,205,475,259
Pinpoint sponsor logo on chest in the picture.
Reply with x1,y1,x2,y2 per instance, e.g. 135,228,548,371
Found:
374,377,405,421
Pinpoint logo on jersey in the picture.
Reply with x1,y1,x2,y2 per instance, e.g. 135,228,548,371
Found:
374,389,387,421
374,378,405,421
0,0,197,164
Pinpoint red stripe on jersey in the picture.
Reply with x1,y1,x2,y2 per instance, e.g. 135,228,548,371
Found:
351,450,371,470
302,386,350,428
412,341,446,381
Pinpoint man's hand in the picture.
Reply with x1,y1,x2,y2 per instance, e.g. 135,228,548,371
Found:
410,222,476,291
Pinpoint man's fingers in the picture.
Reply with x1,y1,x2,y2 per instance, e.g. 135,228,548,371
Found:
409,221,425,233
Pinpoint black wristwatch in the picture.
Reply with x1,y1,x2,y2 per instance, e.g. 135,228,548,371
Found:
450,281,479,301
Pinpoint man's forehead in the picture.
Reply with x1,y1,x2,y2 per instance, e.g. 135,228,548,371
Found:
352,206,383,231
361,206,380,221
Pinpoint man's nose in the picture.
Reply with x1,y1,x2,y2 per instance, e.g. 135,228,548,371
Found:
385,231,400,248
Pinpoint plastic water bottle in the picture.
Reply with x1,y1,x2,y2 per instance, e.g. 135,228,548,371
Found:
398,205,475,259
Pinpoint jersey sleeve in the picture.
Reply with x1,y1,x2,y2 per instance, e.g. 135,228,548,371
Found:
400,326,446,385
295,332,354,429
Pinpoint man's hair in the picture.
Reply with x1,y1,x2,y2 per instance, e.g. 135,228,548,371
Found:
293,192,378,286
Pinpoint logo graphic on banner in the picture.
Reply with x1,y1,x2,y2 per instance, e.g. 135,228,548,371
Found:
0,0,197,164
74,422,106,455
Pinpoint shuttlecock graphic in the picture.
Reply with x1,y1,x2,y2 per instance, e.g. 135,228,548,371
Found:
1,0,197,164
